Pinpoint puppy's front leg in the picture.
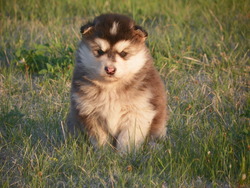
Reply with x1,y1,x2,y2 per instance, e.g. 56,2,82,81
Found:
90,126,109,148
85,117,110,148
116,114,152,153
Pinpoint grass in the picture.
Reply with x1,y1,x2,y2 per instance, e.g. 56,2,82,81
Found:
0,0,249,187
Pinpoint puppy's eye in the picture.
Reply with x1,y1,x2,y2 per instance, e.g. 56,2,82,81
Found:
119,51,128,58
97,49,105,56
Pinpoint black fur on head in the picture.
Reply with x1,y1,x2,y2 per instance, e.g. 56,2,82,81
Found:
80,14,148,44
80,22,94,35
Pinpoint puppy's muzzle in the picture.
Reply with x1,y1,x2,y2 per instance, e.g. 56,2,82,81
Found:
105,66,116,75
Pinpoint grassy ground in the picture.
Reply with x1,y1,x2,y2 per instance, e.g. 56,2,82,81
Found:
0,0,249,187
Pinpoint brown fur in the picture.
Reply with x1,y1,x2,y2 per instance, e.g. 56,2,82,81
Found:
67,14,168,152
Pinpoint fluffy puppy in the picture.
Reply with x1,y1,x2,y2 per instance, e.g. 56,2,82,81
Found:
67,14,168,152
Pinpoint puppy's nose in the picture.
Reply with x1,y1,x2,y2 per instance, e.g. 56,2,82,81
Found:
105,66,116,75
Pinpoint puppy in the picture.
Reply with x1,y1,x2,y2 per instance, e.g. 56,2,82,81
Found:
67,14,168,152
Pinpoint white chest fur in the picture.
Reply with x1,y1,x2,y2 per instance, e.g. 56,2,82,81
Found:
73,83,156,139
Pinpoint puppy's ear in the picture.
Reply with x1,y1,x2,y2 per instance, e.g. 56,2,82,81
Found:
80,22,94,37
133,25,148,41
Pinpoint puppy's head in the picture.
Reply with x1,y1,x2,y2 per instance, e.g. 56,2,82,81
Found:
77,14,149,82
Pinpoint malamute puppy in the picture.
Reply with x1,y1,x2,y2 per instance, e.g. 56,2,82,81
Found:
67,14,168,152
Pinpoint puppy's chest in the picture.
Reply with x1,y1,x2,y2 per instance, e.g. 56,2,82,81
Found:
75,86,152,135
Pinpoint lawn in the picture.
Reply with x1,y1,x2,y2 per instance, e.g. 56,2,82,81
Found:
0,0,249,187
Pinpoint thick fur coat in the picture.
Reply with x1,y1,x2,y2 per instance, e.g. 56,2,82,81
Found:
67,14,168,152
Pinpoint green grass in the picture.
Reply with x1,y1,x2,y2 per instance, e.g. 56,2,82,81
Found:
0,0,249,187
